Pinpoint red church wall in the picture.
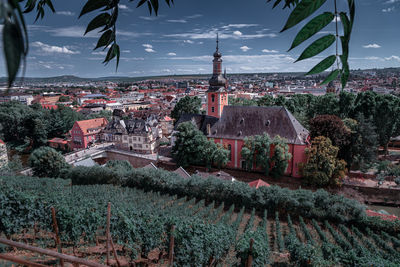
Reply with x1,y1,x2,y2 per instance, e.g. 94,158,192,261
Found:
211,137,306,178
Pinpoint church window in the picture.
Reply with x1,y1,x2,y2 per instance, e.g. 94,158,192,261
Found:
211,107,215,113
211,94,215,102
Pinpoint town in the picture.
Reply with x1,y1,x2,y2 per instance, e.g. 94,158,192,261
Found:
1,0,400,266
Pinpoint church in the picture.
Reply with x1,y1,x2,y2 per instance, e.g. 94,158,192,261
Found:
176,36,309,178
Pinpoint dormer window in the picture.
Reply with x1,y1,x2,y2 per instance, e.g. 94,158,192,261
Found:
265,120,270,127
240,118,244,124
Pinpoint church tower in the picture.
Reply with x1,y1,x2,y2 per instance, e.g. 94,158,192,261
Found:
207,34,228,118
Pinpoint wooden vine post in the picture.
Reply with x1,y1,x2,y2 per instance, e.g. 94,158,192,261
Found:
51,207,64,267
168,225,175,266
246,238,254,267
106,202,111,266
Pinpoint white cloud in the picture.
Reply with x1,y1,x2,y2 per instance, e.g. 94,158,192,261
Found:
185,14,203,19
363,44,381,48
56,11,75,16
167,52,177,56
165,30,276,40
240,46,251,52
143,44,156,53
184,40,195,44
92,51,107,56
385,55,400,62
167,19,187,23
31,41,80,55
385,0,400,4
233,31,242,36
221,24,259,29
118,4,129,10
139,16,158,21
45,26,98,38
262,49,278,53
382,6,395,12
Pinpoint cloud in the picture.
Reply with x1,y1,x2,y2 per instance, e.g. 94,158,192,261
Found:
382,6,395,12
233,31,242,36
165,30,276,40
31,41,80,54
240,46,251,52
167,19,187,23
45,26,98,38
139,16,158,21
167,52,177,56
185,14,203,19
143,44,156,53
117,30,152,38
92,51,107,56
56,11,75,16
262,49,278,53
363,43,381,48
385,55,400,62
184,40,195,44
385,0,400,4
221,24,259,29
118,4,130,10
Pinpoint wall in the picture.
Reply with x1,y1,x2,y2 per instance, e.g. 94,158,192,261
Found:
104,150,155,168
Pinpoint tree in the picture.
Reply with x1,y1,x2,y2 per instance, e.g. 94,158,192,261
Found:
28,146,70,177
171,96,202,122
343,115,378,170
172,122,229,169
309,115,350,160
241,133,291,178
301,136,347,187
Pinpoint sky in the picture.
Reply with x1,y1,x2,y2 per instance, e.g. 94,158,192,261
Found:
1,0,400,78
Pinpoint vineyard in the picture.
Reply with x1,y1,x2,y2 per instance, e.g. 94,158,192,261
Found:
1,176,400,266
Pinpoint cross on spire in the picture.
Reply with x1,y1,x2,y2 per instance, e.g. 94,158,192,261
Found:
216,33,219,51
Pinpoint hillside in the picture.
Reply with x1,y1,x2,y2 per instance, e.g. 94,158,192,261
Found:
1,175,400,266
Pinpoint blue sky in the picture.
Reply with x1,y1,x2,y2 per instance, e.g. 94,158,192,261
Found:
1,0,400,78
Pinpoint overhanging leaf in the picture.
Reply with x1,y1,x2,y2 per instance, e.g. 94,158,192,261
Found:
340,55,349,88
321,69,339,85
79,0,108,18
95,30,114,49
3,20,24,87
306,55,336,76
289,12,334,51
281,0,328,32
339,12,350,37
296,34,335,62
85,13,110,34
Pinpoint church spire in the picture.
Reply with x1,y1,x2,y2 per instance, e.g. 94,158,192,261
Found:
216,32,219,51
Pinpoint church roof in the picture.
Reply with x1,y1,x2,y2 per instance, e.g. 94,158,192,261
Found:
175,114,219,135
208,106,309,145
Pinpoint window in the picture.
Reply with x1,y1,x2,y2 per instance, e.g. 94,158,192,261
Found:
211,107,215,113
228,144,232,161
211,94,215,102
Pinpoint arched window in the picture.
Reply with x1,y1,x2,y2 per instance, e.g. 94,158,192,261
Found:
211,94,215,102
228,144,232,161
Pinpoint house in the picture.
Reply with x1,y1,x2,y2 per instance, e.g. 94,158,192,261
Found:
48,137,70,151
70,118,108,150
101,112,160,154
0,139,8,168
174,36,309,178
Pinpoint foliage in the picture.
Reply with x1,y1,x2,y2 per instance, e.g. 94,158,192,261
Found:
301,136,347,187
28,146,69,177
172,122,229,169
271,0,354,88
342,114,378,170
171,96,202,122
241,133,291,178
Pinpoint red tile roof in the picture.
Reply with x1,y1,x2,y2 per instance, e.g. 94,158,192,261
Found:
366,209,399,221
0,139,4,145
76,118,108,135
248,179,270,189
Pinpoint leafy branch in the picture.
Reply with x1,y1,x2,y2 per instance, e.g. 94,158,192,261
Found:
270,0,355,89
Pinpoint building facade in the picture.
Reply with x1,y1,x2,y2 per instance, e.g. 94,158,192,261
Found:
175,36,309,178
70,118,108,150
0,139,8,169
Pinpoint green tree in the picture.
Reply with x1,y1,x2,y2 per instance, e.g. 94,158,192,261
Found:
172,122,229,169
301,136,347,187
28,146,70,177
343,115,378,170
171,96,202,122
241,133,291,178
309,115,350,160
